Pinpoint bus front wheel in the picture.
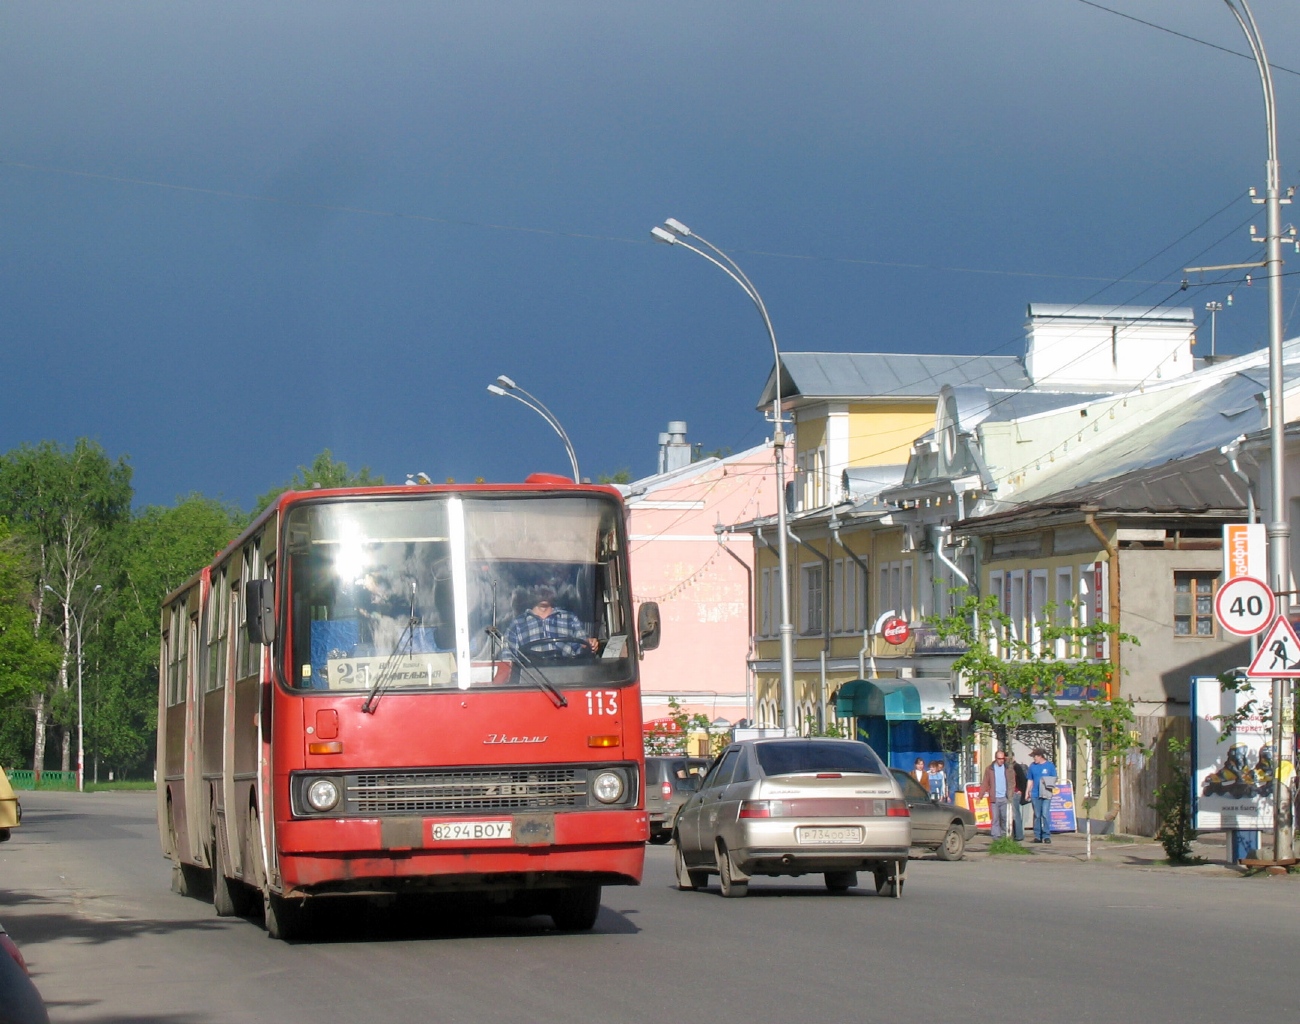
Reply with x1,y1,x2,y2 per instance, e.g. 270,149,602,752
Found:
549,884,601,931
264,891,308,941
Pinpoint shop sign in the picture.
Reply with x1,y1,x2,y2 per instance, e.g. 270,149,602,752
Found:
881,617,911,645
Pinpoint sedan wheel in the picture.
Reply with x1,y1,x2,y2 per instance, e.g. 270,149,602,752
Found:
675,837,709,891
936,824,966,862
716,844,748,898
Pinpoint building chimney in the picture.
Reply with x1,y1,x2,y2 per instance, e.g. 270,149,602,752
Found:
658,421,691,474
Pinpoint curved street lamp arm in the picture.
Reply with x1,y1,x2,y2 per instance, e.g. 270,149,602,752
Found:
670,236,784,425
1224,1,1278,170
511,385,581,478
492,386,581,481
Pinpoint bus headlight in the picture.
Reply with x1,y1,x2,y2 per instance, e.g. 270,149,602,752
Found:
306,778,341,812
592,770,625,805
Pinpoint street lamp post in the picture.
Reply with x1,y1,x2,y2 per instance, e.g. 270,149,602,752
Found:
487,375,581,481
46,583,101,793
652,218,797,737
1224,0,1293,860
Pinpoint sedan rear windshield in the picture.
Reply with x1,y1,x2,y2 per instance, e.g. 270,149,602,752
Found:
755,741,886,777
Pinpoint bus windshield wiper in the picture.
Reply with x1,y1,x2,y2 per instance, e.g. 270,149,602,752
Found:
485,626,568,708
360,619,414,714
362,580,419,715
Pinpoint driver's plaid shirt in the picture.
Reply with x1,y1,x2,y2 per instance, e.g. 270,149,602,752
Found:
504,608,589,657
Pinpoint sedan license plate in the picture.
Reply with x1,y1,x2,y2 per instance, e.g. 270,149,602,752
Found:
431,820,512,842
796,826,863,845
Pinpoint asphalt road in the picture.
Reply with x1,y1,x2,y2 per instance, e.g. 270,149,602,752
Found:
1,791,1295,1024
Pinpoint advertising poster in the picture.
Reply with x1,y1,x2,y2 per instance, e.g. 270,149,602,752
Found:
1049,780,1077,833
1191,675,1274,830
962,785,991,830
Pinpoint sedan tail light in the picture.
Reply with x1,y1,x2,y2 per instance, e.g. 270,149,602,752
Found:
739,800,773,818
885,799,910,817
661,781,673,800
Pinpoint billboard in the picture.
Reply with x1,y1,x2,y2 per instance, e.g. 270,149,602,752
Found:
1191,675,1274,830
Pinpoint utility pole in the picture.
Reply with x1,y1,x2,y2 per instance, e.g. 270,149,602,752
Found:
1224,0,1294,861
1205,301,1223,359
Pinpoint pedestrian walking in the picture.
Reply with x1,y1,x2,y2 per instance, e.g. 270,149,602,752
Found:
1026,747,1058,844
927,759,948,802
1009,752,1028,842
981,750,1014,839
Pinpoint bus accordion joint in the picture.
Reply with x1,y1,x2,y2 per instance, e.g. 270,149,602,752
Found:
308,741,343,755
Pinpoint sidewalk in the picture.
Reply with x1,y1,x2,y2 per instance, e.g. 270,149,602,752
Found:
958,829,1288,878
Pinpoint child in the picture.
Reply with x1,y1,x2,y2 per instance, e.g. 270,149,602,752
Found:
927,759,948,802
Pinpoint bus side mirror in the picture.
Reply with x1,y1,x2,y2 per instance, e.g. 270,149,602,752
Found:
637,601,661,652
246,580,276,645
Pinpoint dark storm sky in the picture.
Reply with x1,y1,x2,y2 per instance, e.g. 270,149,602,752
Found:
1,2,1297,507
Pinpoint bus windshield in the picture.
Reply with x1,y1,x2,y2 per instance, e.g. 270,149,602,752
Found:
284,493,632,694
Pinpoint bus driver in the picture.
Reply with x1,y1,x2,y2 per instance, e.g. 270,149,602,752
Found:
503,586,599,660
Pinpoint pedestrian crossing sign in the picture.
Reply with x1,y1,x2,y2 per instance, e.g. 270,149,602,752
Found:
1245,616,1300,678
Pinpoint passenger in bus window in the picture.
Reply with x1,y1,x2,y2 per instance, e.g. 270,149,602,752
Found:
502,586,598,660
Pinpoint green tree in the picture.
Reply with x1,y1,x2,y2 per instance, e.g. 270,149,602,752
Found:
85,494,243,777
0,439,132,771
928,590,1144,850
596,469,631,485
0,522,61,768
253,449,384,514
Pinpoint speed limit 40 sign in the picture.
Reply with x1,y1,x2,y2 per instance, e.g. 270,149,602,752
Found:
1214,575,1275,636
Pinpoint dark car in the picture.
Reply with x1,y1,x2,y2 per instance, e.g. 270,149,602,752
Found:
645,756,709,842
890,769,976,861
0,923,49,1024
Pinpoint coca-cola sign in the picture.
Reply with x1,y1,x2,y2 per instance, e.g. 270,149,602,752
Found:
881,617,911,645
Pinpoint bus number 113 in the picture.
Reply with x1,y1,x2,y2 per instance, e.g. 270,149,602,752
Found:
585,690,618,716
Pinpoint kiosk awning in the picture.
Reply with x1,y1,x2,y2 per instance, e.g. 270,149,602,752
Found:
835,679,965,721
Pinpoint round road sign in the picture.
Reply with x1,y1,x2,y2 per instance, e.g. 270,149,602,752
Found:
1214,575,1275,636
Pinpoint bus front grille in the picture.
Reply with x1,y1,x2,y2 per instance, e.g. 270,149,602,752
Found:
346,767,588,815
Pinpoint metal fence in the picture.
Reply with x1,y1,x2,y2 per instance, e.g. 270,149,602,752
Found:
6,770,76,791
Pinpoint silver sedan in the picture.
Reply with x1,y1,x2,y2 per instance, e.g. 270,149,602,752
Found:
673,738,911,897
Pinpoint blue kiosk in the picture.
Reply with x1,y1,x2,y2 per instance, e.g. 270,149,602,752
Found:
835,678,963,788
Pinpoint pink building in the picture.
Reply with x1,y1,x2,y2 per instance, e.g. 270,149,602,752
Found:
621,424,778,730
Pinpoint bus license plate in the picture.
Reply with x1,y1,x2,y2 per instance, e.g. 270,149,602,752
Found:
431,820,512,842
796,826,863,845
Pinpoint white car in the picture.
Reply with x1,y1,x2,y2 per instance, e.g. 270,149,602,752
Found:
672,738,911,897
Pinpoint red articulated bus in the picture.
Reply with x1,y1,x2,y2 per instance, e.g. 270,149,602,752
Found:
156,477,659,939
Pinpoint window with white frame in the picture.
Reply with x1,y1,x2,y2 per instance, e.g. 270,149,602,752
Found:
901,561,914,621
1078,561,1108,660
1054,566,1074,658
802,563,824,635
880,560,912,622
832,557,867,635
988,570,1006,655
761,567,773,637
1029,569,1048,654
1009,570,1026,648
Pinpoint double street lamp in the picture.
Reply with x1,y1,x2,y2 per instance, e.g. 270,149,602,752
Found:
45,583,102,793
651,218,797,737
487,375,581,482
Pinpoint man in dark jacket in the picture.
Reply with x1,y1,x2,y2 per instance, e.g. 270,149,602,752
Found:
981,750,1015,839
1009,754,1028,842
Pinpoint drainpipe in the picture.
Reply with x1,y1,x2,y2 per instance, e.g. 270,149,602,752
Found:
716,522,756,722
1082,510,1120,693
932,524,970,587
1084,509,1123,829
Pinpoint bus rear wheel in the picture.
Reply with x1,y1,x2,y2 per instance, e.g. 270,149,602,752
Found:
549,884,601,931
